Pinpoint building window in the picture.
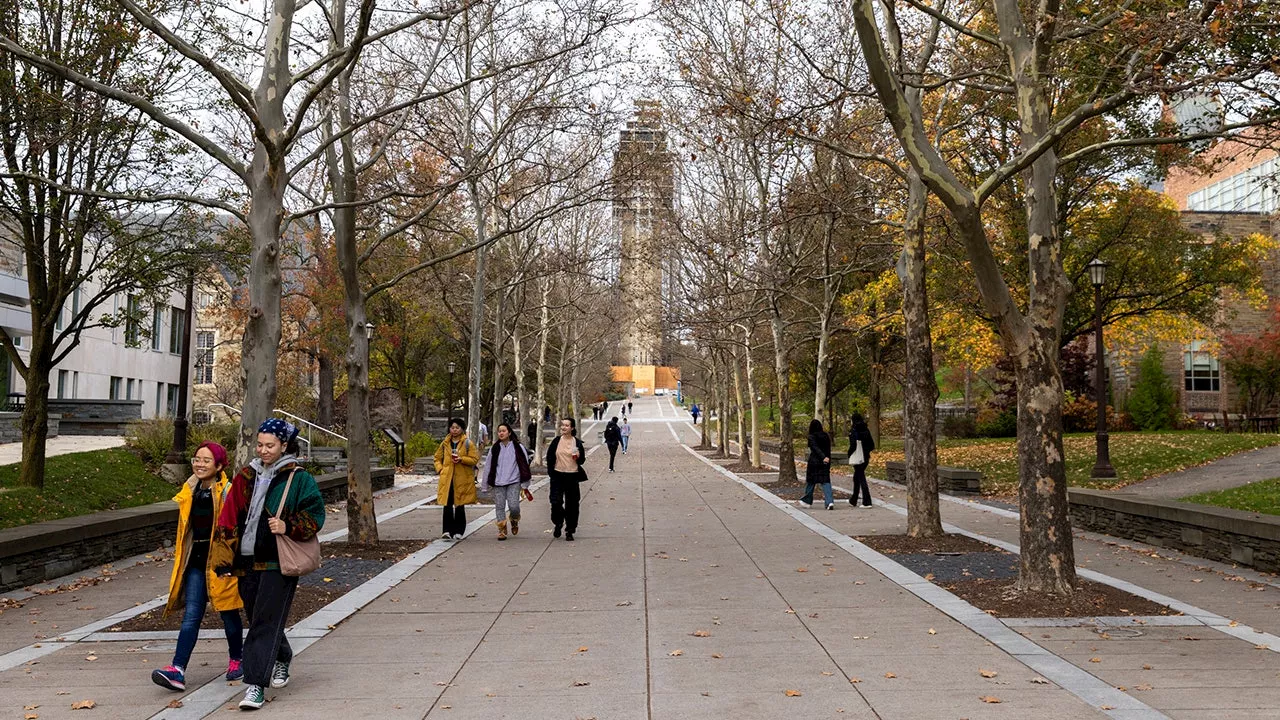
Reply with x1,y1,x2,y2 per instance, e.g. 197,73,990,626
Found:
125,295,142,346
127,378,135,400
155,383,163,417
152,306,164,351
169,307,185,354
196,331,215,384
109,376,123,400
1184,341,1221,392
72,371,78,399
57,369,68,399
167,383,180,416
197,290,216,308
1187,156,1278,213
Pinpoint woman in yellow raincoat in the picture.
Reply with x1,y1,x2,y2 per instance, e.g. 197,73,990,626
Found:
434,417,480,540
151,442,244,692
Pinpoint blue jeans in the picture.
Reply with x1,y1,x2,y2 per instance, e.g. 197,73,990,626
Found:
621,436,629,452
173,565,243,669
801,482,833,507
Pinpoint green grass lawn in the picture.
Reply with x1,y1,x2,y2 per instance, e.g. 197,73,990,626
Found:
858,431,1280,496
0,448,176,530
1181,479,1280,516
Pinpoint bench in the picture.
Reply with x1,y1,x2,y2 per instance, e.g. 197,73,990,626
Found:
884,461,982,495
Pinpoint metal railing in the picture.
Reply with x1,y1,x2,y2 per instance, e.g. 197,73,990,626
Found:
205,403,349,453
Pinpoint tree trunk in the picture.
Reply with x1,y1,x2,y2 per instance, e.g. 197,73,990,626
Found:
317,353,335,427
899,173,943,538
814,311,831,422
512,319,527,444
568,320,581,423
531,279,551,466
18,375,51,490
710,360,727,458
742,324,761,468
733,345,746,461
771,315,796,482
465,218,487,437
236,0,295,467
491,289,507,433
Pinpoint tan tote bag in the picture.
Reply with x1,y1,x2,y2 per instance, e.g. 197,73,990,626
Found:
273,470,321,577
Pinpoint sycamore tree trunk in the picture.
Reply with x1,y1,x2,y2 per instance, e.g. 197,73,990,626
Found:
465,219,488,437
813,299,833,422
899,173,943,538
512,324,527,444
568,320,581,423
733,346,746,460
711,360,727,458
771,314,796,482
531,279,551,465
741,324,762,467
491,289,507,433
317,353,335,427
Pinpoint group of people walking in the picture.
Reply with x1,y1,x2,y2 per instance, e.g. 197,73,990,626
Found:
152,417,325,711
801,413,876,509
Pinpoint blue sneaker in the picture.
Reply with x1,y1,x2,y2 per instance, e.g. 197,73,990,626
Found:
226,658,244,681
151,665,185,691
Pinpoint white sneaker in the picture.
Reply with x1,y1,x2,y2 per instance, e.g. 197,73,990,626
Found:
799,499,813,508
441,532,453,540
826,504,835,510
452,533,464,540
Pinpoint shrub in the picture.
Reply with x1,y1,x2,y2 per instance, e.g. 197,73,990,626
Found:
974,407,1017,438
878,414,903,438
187,421,239,457
405,431,437,463
940,413,977,439
1061,394,1125,433
126,418,176,466
1128,345,1178,430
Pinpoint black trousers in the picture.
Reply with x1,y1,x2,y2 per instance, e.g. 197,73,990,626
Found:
239,568,297,687
549,471,581,533
850,463,873,506
607,443,619,470
442,481,467,536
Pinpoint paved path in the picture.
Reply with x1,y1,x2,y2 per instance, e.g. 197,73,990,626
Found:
0,435,126,464
2,397,1279,718
1119,444,1280,499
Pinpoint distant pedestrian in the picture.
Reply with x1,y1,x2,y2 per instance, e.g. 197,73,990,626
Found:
690,404,700,424
152,442,243,692
604,416,622,472
485,424,533,540
545,417,588,541
434,418,480,539
214,419,325,711
848,413,875,507
620,418,631,453
627,400,633,414
801,419,834,510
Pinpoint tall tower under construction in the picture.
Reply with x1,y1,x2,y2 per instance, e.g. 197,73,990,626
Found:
611,101,679,395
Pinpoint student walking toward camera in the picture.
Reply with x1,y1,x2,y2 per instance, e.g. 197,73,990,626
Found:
545,417,588,541
485,423,533,540
213,419,324,711
620,418,631,453
434,418,480,540
848,412,876,507
801,419,834,510
152,442,243,692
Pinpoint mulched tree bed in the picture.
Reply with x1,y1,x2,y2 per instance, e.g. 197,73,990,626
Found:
857,533,1177,618
108,540,428,632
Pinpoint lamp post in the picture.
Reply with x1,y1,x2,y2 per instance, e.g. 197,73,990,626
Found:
1088,258,1116,479
446,361,456,421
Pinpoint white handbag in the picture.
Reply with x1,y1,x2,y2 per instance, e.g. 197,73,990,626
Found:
849,440,865,466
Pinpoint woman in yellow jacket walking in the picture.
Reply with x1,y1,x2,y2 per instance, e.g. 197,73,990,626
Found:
434,417,480,540
152,442,244,691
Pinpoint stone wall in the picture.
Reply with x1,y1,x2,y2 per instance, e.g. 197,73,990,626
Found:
883,461,982,495
0,412,59,443
47,399,143,436
0,468,396,593
1069,488,1280,572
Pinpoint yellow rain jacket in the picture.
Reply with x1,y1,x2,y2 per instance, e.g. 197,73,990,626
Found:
434,434,480,506
165,472,243,615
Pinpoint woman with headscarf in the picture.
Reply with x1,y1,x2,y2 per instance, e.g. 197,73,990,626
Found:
152,441,243,692
801,418,834,510
848,413,876,507
484,423,532,540
213,418,324,711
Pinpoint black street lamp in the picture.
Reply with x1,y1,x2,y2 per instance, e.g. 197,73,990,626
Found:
1088,258,1116,479
446,361,456,420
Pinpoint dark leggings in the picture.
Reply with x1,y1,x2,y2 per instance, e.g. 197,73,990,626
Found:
442,481,467,536
850,463,872,506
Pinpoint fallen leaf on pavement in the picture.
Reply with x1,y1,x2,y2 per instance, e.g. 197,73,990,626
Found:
669,649,683,656
884,672,896,679
71,700,95,710
1089,657,1102,663
711,653,723,659
1142,664,1153,670
784,689,802,697
166,700,183,708
980,696,1001,704
84,655,97,662
821,671,834,676
796,567,808,573
928,628,936,635
849,677,861,683
578,646,589,652
692,630,710,637
979,669,998,678
322,577,333,583
1134,684,1153,691
25,714,38,720
573,680,591,687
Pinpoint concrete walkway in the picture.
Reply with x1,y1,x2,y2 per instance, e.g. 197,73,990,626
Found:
2,398,1278,718
1119,444,1280,499
0,435,126,464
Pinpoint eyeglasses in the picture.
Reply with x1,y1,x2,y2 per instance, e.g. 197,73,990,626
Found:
191,457,216,465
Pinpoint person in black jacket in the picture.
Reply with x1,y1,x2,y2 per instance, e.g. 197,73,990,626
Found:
545,417,588,541
604,416,622,472
800,419,834,509
848,413,876,507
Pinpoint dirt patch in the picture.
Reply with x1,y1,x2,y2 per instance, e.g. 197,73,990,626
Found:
722,461,777,474
858,533,997,554
109,540,427,632
857,534,1175,618
943,577,1177,618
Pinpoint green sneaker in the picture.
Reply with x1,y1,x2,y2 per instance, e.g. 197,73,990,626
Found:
239,684,265,710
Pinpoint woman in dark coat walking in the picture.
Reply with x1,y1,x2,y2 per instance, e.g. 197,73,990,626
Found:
603,416,622,472
848,413,875,507
801,419,834,510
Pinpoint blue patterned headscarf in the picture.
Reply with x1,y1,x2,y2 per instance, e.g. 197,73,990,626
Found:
258,418,299,445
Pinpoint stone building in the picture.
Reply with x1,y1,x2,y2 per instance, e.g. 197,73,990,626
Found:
610,101,680,395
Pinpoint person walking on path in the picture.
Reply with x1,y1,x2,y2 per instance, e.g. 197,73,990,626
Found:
485,423,533,540
545,417,588,541
848,412,876,507
620,418,631,454
434,418,480,539
152,442,243,692
213,419,324,711
800,419,834,510
627,399,633,414
690,404,700,424
604,416,622,472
